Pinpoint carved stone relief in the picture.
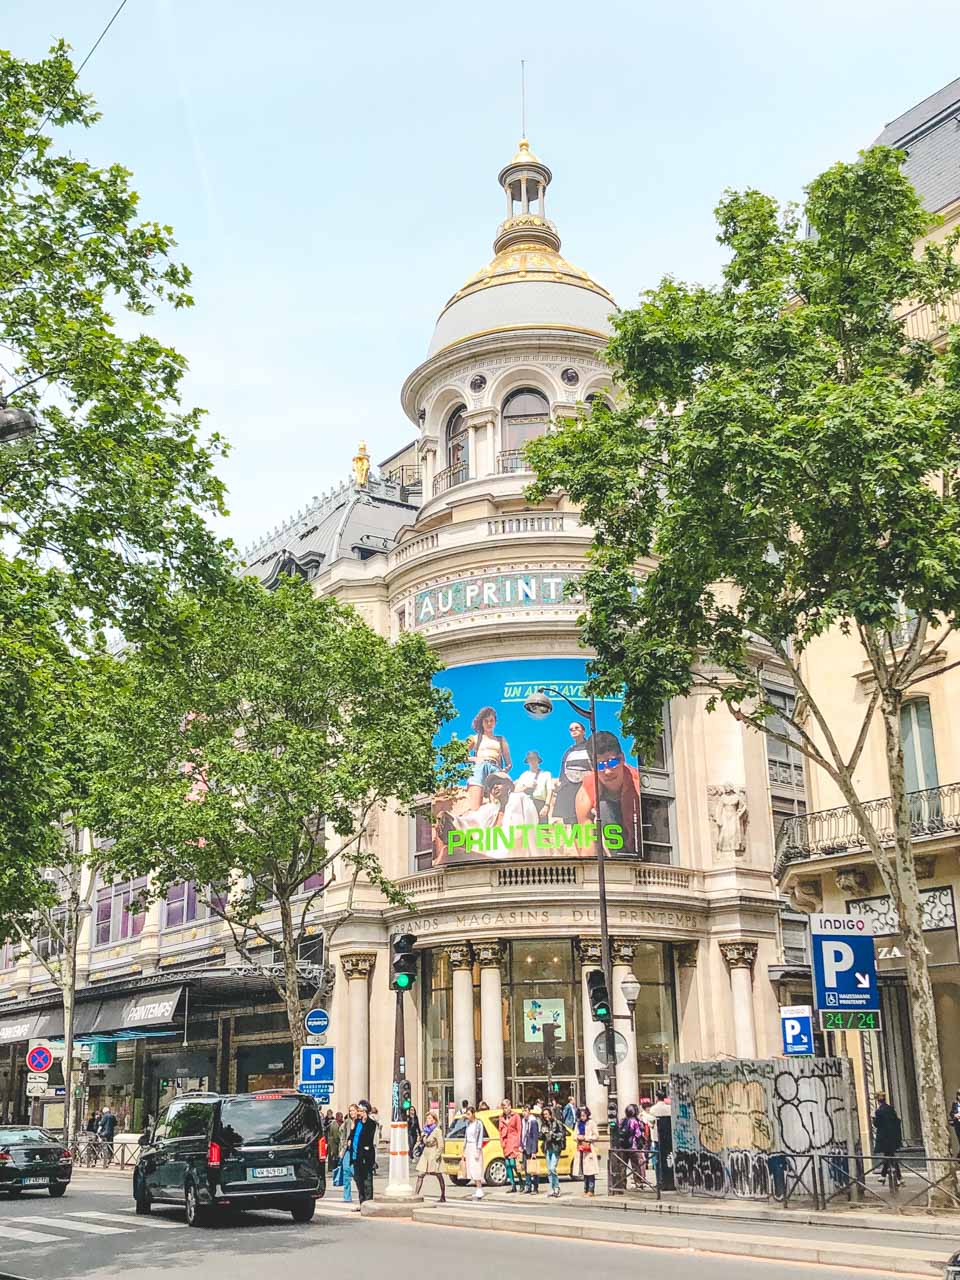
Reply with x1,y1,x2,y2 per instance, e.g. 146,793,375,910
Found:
707,784,748,861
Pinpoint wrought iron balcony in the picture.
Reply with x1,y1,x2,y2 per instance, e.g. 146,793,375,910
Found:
432,461,470,496
386,465,422,489
496,449,531,474
775,781,960,877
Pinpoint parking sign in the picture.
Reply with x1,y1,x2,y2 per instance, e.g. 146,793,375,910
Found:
780,1005,814,1056
810,914,880,1025
298,1045,335,1085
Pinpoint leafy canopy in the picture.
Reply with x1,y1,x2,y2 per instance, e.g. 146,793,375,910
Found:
87,578,463,934
526,147,960,754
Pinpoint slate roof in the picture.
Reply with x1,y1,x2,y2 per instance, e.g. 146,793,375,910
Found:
872,76,960,212
242,472,420,588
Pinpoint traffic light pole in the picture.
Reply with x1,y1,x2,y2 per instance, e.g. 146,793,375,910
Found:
385,986,418,1200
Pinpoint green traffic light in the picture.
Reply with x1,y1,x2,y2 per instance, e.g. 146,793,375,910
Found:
395,973,413,990
597,1005,610,1019
402,1098,411,1110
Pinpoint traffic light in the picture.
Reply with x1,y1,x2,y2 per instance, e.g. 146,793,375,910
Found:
400,1079,412,1112
587,969,612,1022
391,933,418,991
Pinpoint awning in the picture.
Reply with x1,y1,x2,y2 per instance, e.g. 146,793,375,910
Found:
0,1011,39,1044
90,986,184,1037
33,1004,102,1039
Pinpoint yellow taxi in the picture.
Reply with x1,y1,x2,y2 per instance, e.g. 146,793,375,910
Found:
441,1108,580,1187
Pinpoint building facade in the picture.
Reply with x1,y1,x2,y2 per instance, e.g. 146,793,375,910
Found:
0,138,801,1131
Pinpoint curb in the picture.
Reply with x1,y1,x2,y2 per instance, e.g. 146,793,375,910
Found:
409,1206,950,1276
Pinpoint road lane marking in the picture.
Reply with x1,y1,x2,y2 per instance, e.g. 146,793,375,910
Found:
0,1225,69,1243
14,1216,131,1234
67,1210,179,1229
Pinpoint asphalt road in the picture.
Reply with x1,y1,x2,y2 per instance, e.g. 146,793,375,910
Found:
0,1174,929,1280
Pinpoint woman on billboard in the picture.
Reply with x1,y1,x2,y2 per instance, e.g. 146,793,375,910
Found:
553,721,592,823
575,731,643,857
465,706,512,809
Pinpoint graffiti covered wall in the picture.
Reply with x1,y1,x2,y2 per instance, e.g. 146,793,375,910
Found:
670,1058,856,1199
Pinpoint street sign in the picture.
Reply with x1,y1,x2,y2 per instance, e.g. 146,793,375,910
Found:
27,1071,49,1084
304,1008,329,1036
26,1045,53,1073
780,1005,814,1056
811,918,880,1015
299,1083,331,1101
593,1030,628,1067
26,1079,47,1098
819,1009,883,1032
306,1033,326,1046
298,1045,335,1086
53,1087,66,1097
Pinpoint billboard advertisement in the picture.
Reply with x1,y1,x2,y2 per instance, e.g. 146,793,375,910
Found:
429,658,651,865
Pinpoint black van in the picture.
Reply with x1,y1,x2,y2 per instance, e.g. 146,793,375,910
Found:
134,1090,326,1226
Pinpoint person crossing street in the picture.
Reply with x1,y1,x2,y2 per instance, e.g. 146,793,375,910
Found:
498,1099,521,1193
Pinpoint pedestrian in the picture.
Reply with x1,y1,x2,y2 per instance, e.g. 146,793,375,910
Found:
562,1093,577,1130
575,1106,600,1197
950,1090,960,1156
327,1110,342,1172
368,1103,382,1174
414,1111,446,1203
873,1093,903,1186
407,1104,422,1158
540,1105,566,1198
498,1099,521,1193
352,1101,379,1203
456,1099,470,1119
531,1096,543,1116
477,1100,489,1112
621,1103,648,1188
323,1107,334,1134
97,1105,117,1163
463,1106,486,1200
86,1111,99,1134
340,1103,359,1203
520,1104,541,1194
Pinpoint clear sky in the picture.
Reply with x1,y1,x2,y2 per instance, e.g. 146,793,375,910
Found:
8,0,960,551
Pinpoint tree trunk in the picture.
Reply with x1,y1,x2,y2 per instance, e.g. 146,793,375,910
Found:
879,695,952,1172
61,942,76,1150
278,894,305,1060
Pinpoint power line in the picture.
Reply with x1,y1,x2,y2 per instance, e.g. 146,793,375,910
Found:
6,0,132,184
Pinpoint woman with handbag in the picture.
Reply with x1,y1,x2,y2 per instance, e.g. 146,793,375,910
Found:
463,1106,486,1200
498,1099,522,1193
414,1111,446,1202
540,1105,567,1198
575,1106,600,1196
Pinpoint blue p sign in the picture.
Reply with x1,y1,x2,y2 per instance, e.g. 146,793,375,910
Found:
780,1005,814,1056
299,1045,335,1084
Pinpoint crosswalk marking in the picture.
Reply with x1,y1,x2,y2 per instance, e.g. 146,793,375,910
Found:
68,1210,179,1229
14,1215,132,1235
0,1225,69,1244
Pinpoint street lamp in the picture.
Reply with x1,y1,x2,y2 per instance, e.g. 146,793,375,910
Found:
522,685,624,1192
620,974,641,1013
0,395,37,446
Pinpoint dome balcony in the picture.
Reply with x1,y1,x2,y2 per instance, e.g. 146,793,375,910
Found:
432,459,470,496
496,448,532,475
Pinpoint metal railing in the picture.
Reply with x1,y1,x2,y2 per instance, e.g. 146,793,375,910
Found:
775,780,960,875
607,1149,661,1199
898,292,960,345
385,465,422,488
816,1153,960,1212
496,449,531,474
70,1136,142,1170
432,461,470,496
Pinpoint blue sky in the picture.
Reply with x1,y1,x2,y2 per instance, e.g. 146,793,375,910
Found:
8,0,960,550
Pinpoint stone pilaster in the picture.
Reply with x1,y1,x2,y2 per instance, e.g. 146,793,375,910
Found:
476,941,505,1105
341,951,376,1101
720,940,758,1059
446,944,476,1108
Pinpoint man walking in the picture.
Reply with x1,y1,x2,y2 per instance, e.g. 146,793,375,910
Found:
520,1105,540,1195
873,1093,903,1186
562,1093,577,1129
97,1106,117,1165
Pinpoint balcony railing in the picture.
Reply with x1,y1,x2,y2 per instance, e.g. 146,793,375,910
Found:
775,781,960,876
432,461,470,496
898,292,960,345
386,465,422,488
496,449,531,474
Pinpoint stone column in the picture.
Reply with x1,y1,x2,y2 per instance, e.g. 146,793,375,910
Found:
341,952,376,1102
476,941,505,1106
577,939,606,1121
674,942,703,1061
612,939,640,1109
720,941,759,1059
447,944,476,1108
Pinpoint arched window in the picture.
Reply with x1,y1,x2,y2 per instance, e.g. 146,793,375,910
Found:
585,393,613,411
501,387,550,453
446,404,468,470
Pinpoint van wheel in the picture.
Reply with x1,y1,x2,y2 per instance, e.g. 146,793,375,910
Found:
134,1173,152,1214
49,1183,67,1197
185,1182,208,1227
290,1196,316,1223
7,1187,22,1198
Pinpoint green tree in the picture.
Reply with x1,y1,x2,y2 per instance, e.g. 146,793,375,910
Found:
0,44,232,910
87,578,463,1054
527,147,960,1173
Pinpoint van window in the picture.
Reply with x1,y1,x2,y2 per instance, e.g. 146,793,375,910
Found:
166,1101,212,1140
219,1095,318,1147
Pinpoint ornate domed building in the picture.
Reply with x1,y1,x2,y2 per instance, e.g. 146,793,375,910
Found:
243,139,796,1120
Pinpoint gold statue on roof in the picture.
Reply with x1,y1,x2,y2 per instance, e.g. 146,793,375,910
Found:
352,440,370,488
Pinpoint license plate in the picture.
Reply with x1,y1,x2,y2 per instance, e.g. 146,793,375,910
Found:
247,1165,294,1180
24,1177,49,1186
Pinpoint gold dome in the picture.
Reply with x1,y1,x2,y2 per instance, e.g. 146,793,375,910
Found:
510,137,541,165
447,239,615,308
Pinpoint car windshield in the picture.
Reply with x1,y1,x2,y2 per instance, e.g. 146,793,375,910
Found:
219,1096,318,1147
446,1118,467,1140
0,1128,53,1143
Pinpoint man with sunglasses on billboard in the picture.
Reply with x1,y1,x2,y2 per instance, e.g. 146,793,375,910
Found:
574,731,643,856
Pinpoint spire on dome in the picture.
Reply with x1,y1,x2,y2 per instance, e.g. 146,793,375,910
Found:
494,138,560,254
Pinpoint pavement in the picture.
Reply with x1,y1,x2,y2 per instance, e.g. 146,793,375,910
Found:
1,1172,948,1280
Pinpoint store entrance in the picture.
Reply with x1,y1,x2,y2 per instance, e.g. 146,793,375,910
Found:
511,1079,576,1111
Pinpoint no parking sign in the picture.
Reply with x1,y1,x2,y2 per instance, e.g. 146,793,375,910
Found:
26,1044,53,1073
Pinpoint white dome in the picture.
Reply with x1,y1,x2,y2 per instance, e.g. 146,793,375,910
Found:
428,276,615,356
